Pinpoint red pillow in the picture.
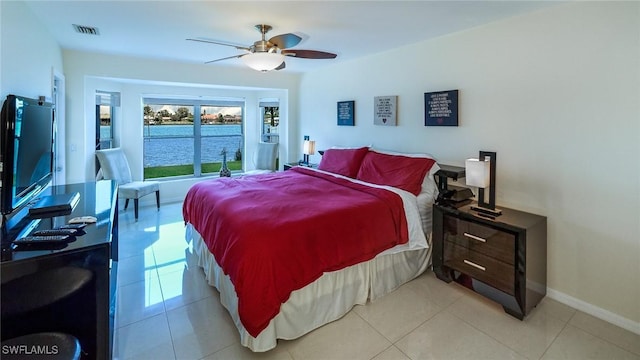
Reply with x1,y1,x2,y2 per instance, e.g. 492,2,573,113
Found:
356,151,436,195
318,147,369,178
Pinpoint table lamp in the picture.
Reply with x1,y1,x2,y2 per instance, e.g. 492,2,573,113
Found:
465,151,501,217
301,135,315,166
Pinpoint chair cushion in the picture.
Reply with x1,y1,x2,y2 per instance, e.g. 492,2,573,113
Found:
95,148,133,184
243,169,274,176
254,142,278,171
118,181,159,199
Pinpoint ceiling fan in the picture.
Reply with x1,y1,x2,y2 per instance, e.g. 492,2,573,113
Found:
187,24,337,72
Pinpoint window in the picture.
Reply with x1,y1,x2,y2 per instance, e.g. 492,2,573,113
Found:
260,101,279,143
96,91,119,150
142,98,244,179
96,91,119,175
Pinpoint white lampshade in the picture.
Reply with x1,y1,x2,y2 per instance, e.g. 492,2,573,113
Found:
303,140,316,155
241,52,285,72
465,158,490,188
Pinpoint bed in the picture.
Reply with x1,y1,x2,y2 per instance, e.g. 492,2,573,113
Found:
183,147,440,351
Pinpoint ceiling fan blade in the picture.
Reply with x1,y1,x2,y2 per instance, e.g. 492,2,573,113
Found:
204,54,245,64
275,61,286,71
187,38,250,51
282,49,337,59
268,33,302,49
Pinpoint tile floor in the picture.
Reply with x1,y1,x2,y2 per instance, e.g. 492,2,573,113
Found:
113,202,640,360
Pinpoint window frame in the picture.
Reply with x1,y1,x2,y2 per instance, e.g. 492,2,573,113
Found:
96,91,119,150
142,97,245,179
96,91,120,176
259,101,279,143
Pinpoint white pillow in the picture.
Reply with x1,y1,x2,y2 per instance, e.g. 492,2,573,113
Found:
329,145,372,150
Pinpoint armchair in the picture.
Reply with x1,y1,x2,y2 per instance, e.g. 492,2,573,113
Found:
243,142,278,175
95,148,160,220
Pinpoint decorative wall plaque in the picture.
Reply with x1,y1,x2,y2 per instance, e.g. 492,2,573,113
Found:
337,100,355,126
374,96,397,126
425,90,458,126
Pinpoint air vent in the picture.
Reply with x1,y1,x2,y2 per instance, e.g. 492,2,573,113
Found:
73,24,100,35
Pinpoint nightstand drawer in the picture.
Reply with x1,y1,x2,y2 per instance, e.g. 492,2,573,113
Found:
433,203,547,319
444,216,515,265
443,243,514,295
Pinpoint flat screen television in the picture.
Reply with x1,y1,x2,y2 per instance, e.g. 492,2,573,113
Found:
0,94,55,215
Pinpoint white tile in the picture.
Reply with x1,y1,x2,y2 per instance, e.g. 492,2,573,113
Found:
155,221,190,243
153,240,189,260
354,281,442,342
116,252,158,287
447,292,566,359
536,296,576,323
285,311,391,360
542,325,640,360
166,296,239,359
158,266,217,311
202,343,293,360
116,275,165,327
395,311,525,360
371,346,411,360
114,313,175,360
152,241,200,275
406,270,466,308
152,246,188,273
117,228,161,259
569,311,640,356
155,258,189,276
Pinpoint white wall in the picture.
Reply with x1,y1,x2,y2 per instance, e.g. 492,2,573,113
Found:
62,50,300,190
0,1,63,103
299,2,640,330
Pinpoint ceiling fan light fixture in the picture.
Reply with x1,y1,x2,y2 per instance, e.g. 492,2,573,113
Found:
242,52,285,72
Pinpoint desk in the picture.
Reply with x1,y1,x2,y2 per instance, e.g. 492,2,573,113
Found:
1,181,118,359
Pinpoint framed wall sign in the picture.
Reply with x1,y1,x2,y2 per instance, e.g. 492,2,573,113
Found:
337,100,355,126
425,89,458,126
374,96,397,126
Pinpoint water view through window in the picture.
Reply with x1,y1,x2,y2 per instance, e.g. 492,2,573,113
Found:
136,100,244,179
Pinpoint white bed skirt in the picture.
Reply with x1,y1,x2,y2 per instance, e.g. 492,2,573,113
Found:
185,224,432,352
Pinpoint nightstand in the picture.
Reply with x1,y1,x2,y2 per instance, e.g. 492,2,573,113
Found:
432,203,547,319
283,162,317,171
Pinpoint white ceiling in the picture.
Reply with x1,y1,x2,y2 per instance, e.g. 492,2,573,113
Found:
24,1,561,73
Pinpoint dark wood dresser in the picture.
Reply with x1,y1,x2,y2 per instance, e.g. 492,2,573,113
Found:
433,203,547,319
1,181,118,359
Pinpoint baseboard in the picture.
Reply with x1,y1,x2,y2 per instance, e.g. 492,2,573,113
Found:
547,287,640,335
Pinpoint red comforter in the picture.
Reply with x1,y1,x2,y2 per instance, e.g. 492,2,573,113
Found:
183,167,409,337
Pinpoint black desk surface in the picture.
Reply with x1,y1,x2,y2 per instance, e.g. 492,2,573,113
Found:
1,180,118,263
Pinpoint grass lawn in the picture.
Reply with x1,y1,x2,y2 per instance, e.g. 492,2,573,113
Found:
144,161,242,179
